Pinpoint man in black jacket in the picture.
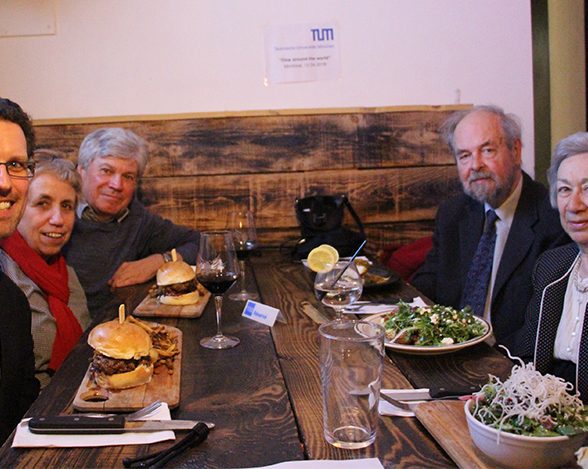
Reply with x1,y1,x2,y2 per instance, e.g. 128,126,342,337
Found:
412,105,569,349
0,98,40,443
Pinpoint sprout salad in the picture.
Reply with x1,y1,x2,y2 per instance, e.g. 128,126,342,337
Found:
472,363,588,437
382,302,486,346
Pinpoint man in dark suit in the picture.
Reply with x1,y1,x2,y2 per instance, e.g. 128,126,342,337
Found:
0,98,40,443
412,105,569,349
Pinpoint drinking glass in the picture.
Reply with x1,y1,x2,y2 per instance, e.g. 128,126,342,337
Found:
314,261,363,320
227,210,259,301
319,319,385,449
196,231,240,349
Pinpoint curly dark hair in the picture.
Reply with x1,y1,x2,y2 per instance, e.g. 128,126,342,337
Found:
0,97,35,158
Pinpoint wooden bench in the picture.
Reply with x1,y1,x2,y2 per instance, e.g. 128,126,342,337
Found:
34,105,466,253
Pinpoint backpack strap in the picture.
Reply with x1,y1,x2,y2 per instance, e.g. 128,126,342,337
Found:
341,195,365,235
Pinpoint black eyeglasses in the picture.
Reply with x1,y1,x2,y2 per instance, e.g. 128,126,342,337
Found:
0,160,36,179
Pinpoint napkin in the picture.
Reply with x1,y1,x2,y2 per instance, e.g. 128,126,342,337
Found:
237,458,384,469
343,303,399,315
378,388,431,418
577,447,588,469
12,402,175,448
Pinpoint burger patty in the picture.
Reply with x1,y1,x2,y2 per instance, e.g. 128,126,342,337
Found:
90,351,152,376
156,278,198,297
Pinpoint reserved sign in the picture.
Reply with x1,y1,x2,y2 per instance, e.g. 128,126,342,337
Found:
242,300,280,327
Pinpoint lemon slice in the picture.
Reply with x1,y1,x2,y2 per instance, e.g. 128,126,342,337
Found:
307,244,339,273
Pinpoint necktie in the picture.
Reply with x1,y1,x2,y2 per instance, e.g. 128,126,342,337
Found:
461,210,499,316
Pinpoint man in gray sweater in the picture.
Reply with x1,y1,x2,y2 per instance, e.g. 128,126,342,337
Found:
64,128,200,316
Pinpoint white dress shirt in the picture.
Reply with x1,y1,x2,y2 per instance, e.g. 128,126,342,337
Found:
483,176,523,323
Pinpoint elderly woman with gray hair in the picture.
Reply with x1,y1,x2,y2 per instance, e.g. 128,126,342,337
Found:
515,132,588,402
0,156,91,388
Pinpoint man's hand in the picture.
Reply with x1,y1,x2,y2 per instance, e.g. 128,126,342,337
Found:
108,254,165,288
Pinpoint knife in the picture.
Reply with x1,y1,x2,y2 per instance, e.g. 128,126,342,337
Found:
380,388,474,411
28,415,215,434
380,385,480,402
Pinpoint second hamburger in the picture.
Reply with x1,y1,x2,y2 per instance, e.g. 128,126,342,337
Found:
155,259,200,305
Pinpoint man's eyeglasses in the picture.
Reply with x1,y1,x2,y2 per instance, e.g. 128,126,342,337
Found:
0,160,36,179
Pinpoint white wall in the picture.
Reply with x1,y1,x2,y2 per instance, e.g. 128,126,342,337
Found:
0,0,535,173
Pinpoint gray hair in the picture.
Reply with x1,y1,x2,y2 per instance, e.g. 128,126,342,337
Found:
34,157,82,205
77,128,148,177
548,132,588,207
440,104,522,156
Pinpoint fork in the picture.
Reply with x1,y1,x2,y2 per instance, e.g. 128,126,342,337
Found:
72,400,163,420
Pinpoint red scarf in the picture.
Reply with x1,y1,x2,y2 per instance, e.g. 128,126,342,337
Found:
0,230,82,371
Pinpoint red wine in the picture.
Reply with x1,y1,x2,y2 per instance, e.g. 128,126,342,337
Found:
197,274,238,294
236,249,251,261
235,240,256,261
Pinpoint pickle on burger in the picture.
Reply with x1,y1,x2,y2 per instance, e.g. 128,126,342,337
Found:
155,259,200,306
88,319,154,390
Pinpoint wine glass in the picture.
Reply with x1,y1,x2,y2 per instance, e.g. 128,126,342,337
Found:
196,231,240,349
227,210,259,301
314,261,363,320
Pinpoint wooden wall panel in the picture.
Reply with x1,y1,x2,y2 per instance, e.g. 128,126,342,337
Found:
34,105,467,252
140,166,460,228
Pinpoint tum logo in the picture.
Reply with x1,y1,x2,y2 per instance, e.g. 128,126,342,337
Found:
310,28,334,41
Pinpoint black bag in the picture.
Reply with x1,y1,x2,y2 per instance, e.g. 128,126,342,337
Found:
293,194,366,259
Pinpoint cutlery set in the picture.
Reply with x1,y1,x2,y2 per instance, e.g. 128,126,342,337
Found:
28,415,214,434
28,401,214,467
380,385,479,411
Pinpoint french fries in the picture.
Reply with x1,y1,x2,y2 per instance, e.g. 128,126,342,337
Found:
127,316,180,374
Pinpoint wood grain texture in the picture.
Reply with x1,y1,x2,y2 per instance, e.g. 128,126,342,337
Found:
0,263,303,468
415,400,500,469
389,343,513,391
33,106,465,251
252,251,454,467
133,290,210,318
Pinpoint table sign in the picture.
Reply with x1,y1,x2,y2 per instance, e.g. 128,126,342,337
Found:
242,300,280,327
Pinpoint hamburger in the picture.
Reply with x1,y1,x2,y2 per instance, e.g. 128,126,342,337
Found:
155,259,200,305
88,319,154,390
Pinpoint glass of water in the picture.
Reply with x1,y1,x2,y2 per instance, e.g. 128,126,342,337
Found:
314,261,363,320
319,319,385,449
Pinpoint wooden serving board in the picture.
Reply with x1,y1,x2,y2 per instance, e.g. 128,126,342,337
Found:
72,326,182,412
414,400,504,469
133,290,210,318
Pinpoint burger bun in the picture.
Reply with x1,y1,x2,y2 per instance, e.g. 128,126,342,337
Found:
88,319,152,360
157,260,195,286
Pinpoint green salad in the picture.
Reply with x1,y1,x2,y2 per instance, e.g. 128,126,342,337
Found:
382,301,486,346
472,363,588,437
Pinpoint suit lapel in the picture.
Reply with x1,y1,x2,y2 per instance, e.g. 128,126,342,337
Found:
535,278,568,373
493,175,536,299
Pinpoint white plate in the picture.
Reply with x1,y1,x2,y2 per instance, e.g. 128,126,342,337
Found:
364,313,492,355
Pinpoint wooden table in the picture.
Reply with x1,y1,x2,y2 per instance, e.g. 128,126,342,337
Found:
0,250,513,468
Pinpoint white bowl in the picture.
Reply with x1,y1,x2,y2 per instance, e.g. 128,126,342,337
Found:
464,399,586,469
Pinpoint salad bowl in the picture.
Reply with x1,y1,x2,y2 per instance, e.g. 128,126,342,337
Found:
465,399,585,468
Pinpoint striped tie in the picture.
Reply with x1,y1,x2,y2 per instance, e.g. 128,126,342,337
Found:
461,210,499,316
